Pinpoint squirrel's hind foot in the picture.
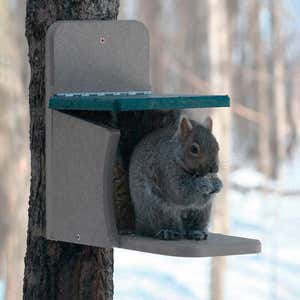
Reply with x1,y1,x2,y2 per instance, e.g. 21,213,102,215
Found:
186,230,208,241
155,229,182,240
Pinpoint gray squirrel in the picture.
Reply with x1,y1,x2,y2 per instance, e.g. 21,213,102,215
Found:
129,114,223,240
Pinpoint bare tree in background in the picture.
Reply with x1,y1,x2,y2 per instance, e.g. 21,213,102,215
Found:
250,0,272,177
14,0,30,86
244,1,259,158
137,0,164,92
0,0,29,299
270,0,287,178
289,72,300,146
207,0,232,300
23,1,119,299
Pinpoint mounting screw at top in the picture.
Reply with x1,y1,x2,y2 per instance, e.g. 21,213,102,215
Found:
99,35,106,45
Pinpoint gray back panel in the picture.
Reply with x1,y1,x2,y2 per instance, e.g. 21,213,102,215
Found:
46,21,150,247
47,20,150,94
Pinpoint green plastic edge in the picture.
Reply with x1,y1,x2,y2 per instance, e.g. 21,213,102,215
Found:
49,94,230,112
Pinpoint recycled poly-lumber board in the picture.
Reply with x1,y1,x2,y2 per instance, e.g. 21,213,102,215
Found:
46,20,150,94
49,94,230,112
46,112,120,247
119,233,261,257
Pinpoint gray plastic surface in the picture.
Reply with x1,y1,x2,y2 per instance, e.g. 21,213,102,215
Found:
45,20,261,256
120,233,261,257
46,20,150,247
46,112,120,247
47,20,150,94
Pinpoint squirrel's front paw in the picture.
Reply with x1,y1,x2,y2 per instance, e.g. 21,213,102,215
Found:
186,230,208,241
155,229,182,240
196,178,214,195
198,176,223,195
211,177,223,194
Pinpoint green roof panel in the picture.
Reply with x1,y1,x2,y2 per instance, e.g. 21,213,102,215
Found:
49,94,230,112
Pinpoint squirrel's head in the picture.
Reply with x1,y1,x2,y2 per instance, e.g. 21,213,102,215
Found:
175,115,219,177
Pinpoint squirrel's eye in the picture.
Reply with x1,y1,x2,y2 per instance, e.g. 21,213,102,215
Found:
190,144,199,155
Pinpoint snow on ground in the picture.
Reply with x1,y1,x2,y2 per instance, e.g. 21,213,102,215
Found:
231,167,267,188
114,249,210,300
0,281,4,300
281,152,300,192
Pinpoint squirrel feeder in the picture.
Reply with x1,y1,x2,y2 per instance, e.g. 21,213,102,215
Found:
45,20,261,257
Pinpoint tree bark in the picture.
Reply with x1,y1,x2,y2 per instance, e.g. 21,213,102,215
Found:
23,1,119,299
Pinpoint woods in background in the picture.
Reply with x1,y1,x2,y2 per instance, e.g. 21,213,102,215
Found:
0,0,29,299
120,1,300,300
128,0,300,176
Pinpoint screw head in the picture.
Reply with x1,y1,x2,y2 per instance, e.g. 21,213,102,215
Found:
99,36,106,45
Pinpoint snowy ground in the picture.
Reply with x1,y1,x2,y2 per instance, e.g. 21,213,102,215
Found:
114,151,300,300
0,283,3,300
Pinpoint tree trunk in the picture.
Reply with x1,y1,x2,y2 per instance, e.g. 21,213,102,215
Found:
270,0,287,178
290,74,300,147
245,1,259,158
207,0,232,300
23,1,119,299
250,0,272,177
137,0,164,92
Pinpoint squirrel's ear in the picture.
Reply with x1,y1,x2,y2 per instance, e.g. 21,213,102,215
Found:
178,115,193,140
203,116,213,132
